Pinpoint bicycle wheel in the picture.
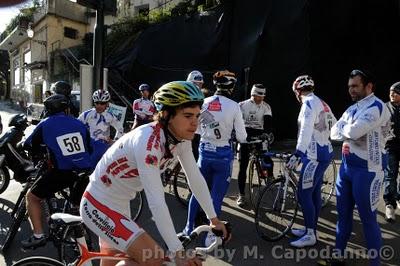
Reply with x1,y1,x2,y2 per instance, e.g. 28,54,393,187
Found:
321,160,337,207
248,159,263,208
12,256,64,266
255,177,298,241
130,190,144,221
1,199,26,251
173,164,191,207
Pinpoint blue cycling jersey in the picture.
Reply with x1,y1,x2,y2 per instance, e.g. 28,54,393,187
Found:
25,113,93,170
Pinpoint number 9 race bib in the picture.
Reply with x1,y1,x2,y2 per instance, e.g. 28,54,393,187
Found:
56,132,86,156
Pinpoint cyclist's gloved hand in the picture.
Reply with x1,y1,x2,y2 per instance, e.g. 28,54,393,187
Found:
286,152,302,170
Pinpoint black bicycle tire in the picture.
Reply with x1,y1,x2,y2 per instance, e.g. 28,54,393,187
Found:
0,166,10,194
248,159,262,208
321,159,337,207
255,177,298,242
1,200,26,252
12,256,64,266
172,165,191,207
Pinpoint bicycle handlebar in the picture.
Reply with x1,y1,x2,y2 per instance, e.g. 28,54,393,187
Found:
180,221,231,254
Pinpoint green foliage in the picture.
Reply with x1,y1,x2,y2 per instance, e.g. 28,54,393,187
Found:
105,15,150,54
0,1,40,42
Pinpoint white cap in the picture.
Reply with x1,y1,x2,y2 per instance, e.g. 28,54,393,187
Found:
251,84,266,96
187,70,204,83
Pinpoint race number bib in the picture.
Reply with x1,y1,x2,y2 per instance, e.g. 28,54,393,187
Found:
56,132,86,156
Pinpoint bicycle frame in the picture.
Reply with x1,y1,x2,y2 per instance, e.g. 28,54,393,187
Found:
48,214,228,266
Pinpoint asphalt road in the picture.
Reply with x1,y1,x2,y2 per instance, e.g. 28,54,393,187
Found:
0,102,399,266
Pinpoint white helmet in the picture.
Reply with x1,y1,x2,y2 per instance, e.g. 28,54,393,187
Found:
251,84,266,97
187,70,204,83
92,89,111,103
292,75,314,91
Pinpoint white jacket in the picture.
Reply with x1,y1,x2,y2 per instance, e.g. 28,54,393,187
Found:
330,93,391,171
296,93,336,162
78,108,124,141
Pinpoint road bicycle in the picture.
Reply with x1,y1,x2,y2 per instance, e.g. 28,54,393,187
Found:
162,160,191,207
254,152,298,242
255,152,337,242
244,134,279,208
12,213,232,266
0,157,93,255
255,152,299,242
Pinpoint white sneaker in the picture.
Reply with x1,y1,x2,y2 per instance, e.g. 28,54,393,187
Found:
204,232,216,247
290,231,316,248
385,205,395,222
291,227,306,237
396,200,400,210
236,194,245,207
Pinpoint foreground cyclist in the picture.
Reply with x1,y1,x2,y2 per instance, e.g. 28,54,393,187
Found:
22,94,93,249
287,75,336,248
80,81,229,266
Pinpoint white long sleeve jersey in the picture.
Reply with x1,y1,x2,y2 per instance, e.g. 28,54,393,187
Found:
239,99,272,130
132,98,156,121
86,122,217,252
78,108,124,141
197,95,247,146
296,93,337,162
330,93,391,171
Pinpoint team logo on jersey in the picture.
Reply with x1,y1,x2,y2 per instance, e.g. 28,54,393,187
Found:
145,154,158,166
146,124,161,151
207,98,222,112
100,175,112,187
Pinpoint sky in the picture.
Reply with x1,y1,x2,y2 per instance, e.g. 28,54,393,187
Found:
0,3,27,33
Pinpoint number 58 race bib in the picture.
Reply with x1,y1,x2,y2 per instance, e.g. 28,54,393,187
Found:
56,132,86,156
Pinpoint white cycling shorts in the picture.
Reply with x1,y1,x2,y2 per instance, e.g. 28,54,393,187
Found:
80,191,145,252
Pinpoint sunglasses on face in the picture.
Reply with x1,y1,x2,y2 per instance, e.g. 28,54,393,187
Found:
95,102,107,105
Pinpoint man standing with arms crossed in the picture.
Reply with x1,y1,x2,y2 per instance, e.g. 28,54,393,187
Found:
329,70,391,266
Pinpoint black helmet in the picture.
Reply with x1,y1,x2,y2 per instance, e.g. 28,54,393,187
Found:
8,114,28,128
51,81,72,96
44,94,69,115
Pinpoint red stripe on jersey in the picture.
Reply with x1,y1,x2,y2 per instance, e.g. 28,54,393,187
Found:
84,192,136,241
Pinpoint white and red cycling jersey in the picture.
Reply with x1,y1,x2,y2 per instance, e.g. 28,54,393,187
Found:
132,98,156,122
82,122,216,253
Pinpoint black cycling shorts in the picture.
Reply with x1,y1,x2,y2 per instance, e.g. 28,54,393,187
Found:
30,168,79,199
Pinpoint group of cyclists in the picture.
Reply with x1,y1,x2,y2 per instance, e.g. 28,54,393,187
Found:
1,67,397,266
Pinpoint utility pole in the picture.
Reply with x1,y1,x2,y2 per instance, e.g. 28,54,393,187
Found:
93,0,104,92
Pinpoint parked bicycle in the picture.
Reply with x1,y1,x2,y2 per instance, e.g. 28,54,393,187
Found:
12,213,232,266
254,152,298,242
254,151,337,242
244,134,277,208
162,159,191,207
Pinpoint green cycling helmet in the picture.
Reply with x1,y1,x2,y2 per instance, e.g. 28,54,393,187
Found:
153,81,204,111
